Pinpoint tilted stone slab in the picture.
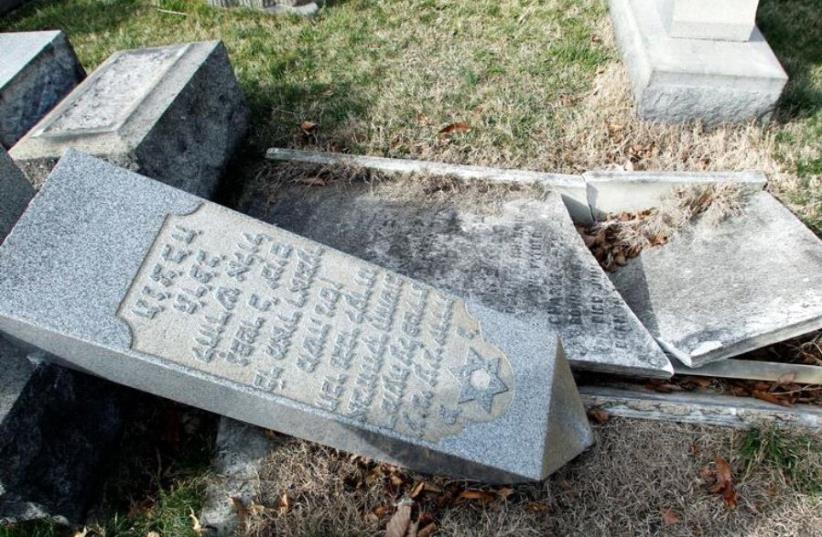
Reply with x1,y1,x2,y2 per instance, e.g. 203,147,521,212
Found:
0,147,33,242
611,191,822,368
10,41,248,198
609,0,787,124
207,0,321,15
0,151,593,483
0,31,84,148
238,178,673,378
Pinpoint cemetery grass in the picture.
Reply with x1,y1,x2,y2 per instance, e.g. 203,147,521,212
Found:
1,0,821,535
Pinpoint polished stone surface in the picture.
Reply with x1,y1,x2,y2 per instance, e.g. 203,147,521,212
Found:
10,41,248,198
238,176,672,378
0,31,84,148
611,191,822,367
0,151,593,483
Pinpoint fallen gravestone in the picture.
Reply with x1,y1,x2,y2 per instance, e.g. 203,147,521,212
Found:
10,41,248,197
0,150,593,483
611,191,822,368
206,0,321,15
0,146,33,241
0,31,84,148
237,176,673,378
608,0,787,124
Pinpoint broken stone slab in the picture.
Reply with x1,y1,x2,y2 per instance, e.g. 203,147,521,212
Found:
0,150,593,483
610,191,822,368
265,147,593,225
10,41,249,198
0,337,123,524
239,173,672,378
0,31,84,148
673,358,822,385
660,0,758,42
199,419,275,536
609,0,787,124
1,147,34,242
207,0,321,15
583,170,767,219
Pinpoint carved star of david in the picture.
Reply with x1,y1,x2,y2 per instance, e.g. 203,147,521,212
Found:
450,349,509,414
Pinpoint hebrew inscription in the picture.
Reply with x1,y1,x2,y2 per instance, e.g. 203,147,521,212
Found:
118,204,515,442
39,45,188,137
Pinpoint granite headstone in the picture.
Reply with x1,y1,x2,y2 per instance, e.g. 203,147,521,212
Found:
237,177,673,378
0,151,593,483
10,41,249,197
611,191,822,367
206,0,321,15
0,146,33,242
0,31,84,148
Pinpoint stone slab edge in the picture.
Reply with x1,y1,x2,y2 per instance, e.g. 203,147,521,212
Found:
265,148,771,224
673,358,822,385
580,385,822,430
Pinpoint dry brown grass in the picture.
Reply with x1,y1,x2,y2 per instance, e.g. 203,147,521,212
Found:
237,420,822,537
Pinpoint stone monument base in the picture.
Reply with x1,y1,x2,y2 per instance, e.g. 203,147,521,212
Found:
608,0,788,125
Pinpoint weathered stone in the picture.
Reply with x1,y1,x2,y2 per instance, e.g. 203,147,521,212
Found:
0,147,34,242
584,170,766,219
238,176,672,378
0,151,593,483
660,0,758,42
0,337,123,524
10,41,249,198
207,0,321,15
199,419,275,536
0,31,84,148
611,191,822,368
609,0,787,125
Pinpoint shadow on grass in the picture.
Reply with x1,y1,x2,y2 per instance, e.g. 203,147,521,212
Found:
0,0,141,36
758,0,822,121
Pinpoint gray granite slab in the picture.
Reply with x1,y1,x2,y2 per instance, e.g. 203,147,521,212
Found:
0,337,123,524
10,41,248,198
0,31,84,149
611,191,822,367
207,0,321,15
609,0,787,124
660,0,758,42
0,146,33,242
238,177,672,378
0,151,593,483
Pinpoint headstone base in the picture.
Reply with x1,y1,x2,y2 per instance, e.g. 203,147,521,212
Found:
609,0,787,125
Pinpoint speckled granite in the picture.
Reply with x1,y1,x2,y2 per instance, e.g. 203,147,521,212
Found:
0,147,33,242
0,31,84,148
0,151,592,483
10,41,248,198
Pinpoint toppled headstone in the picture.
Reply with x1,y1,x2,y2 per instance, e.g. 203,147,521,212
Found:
0,151,593,483
0,147,33,241
0,31,84,148
0,338,123,524
238,176,672,378
207,0,321,15
609,0,787,124
10,41,248,197
611,191,822,368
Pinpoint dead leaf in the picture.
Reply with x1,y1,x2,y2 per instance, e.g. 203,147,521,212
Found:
587,408,610,424
661,508,680,526
410,481,426,498
526,501,551,512
496,487,514,500
438,122,470,137
300,121,318,134
189,510,204,535
418,522,438,537
73,529,90,537
278,493,290,514
708,457,738,509
147,532,161,537
458,489,497,504
295,176,327,187
385,499,413,537
752,390,791,407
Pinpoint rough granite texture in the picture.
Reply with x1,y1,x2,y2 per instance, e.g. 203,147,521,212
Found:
583,170,767,218
0,31,84,148
206,0,321,15
10,41,248,198
0,151,593,483
660,0,758,42
238,179,672,378
0,336,123,524
200,419,274,536
0,146,34,241
609,0,787,125
611,191,822,367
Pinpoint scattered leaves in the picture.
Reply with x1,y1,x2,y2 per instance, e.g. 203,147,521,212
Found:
587,407,610,424
702,457,738,509
300,121,318,134
438,122,470,137
385,498,413,537
457,489,497,504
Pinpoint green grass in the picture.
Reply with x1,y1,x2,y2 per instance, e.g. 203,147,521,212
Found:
739,428,822,496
